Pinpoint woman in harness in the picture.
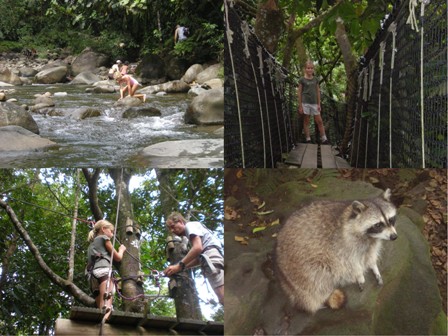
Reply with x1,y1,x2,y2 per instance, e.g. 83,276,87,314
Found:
87,220,126,318
164,212,224,305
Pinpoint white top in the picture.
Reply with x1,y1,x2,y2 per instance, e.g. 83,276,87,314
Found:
185,221,220,250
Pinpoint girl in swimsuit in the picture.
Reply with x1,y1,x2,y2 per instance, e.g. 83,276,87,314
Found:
114,73,146,102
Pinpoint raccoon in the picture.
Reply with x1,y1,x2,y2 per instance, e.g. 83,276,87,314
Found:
275,189,397,314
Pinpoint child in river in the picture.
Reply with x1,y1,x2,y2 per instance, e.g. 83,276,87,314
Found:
114,72,146,102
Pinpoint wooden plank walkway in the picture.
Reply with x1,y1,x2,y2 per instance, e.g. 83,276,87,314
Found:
284,143,351,168
55,306,223,335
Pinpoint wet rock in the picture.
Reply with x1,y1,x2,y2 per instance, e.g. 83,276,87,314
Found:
91,85,115,93
140,80,190,95
138,139,224,168
0,65,22,85
122,107,161,118
185,88,223,125
135,54,166,83
69,107,102,120
70,71,101,85
71,48,109,76
203,78,223,89
0,125,56,151
114,96,143,107
0,102,39,134
0,93,5,102
35,66,68,84
196,63,222,84
19,66,38,77
181,64,204,83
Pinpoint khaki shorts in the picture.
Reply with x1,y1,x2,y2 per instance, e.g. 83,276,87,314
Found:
200,248,224,289
302,103,320,116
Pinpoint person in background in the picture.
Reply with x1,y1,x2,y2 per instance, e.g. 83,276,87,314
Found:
114,72,146,102
174,25,188,44
87,220,126,320
108,60,122,79
120,61,129,75
164,212,224,305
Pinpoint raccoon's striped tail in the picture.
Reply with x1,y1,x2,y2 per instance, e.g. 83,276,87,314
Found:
325,289,346,310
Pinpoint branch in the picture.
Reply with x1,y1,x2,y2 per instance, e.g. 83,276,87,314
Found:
0,199,95,307
82,168,103,221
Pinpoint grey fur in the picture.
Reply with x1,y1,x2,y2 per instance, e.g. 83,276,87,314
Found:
275,189,397,313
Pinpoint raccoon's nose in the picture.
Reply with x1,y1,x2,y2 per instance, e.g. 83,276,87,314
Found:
390,233,398,241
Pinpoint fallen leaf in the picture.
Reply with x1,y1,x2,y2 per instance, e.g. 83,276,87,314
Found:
257,201,266,210
253,210,274,216
236,169,243,179
270,218,280,226
253,226,266,233
234,236,246,242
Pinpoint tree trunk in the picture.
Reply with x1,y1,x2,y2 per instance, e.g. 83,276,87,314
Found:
156,169,202,320
334,18,359,155
109,168,145,313
254,0,284,54
82,168,104,221
68,169,80,282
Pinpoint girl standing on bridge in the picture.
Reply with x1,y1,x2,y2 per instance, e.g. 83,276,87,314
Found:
298,60,329,144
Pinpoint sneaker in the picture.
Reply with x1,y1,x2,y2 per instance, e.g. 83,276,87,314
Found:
305,140,312,144
321,139,330,145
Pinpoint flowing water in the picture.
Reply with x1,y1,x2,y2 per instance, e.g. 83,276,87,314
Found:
1,84,223,167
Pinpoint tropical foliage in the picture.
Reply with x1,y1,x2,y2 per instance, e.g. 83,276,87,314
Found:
0,168,224,334
0,0,223,62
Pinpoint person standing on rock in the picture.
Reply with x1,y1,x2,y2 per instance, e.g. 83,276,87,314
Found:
108,60,122,79
114,72,146,102
174,25,188,44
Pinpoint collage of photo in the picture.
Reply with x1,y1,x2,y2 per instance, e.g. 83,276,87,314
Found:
0,0,446,335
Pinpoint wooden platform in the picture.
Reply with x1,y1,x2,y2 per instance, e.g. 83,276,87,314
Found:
55,306,223,335
284,143,351,168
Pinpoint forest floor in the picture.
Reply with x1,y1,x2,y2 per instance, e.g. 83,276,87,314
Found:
338,169,447,314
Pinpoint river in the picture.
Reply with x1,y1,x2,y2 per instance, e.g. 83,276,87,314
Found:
1,84,223,168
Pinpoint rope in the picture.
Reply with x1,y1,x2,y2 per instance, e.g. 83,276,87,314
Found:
104,168,123,305
242,20,267,167
388,22,397,168
419,1,427,168
258,45,274,167
225,0,246,167
377,41,386,168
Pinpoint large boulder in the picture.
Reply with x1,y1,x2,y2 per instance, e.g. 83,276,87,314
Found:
181,64,204,83
35,66,68,84
134,54,166,84
122,107,161,118
185,88,224,125
0,126,56,151
165,56,189,80
0,102,39,134
140,80,190,95
0,65,22,85
19,66,38,77
196,63,222,84
68,107,102,120
71,71,101,85
71,49,109,76
138,139,224,168
114,96,143,107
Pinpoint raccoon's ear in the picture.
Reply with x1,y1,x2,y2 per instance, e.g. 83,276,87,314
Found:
382,188,392,201
349,201,367,218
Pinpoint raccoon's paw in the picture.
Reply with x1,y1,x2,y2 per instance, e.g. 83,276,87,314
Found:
357,281,365,292
376,276,384,286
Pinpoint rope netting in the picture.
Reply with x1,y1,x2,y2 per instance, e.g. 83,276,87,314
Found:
351,0,447,168
224,0,295,168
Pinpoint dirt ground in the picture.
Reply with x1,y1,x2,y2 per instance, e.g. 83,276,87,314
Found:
337,169,447,314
